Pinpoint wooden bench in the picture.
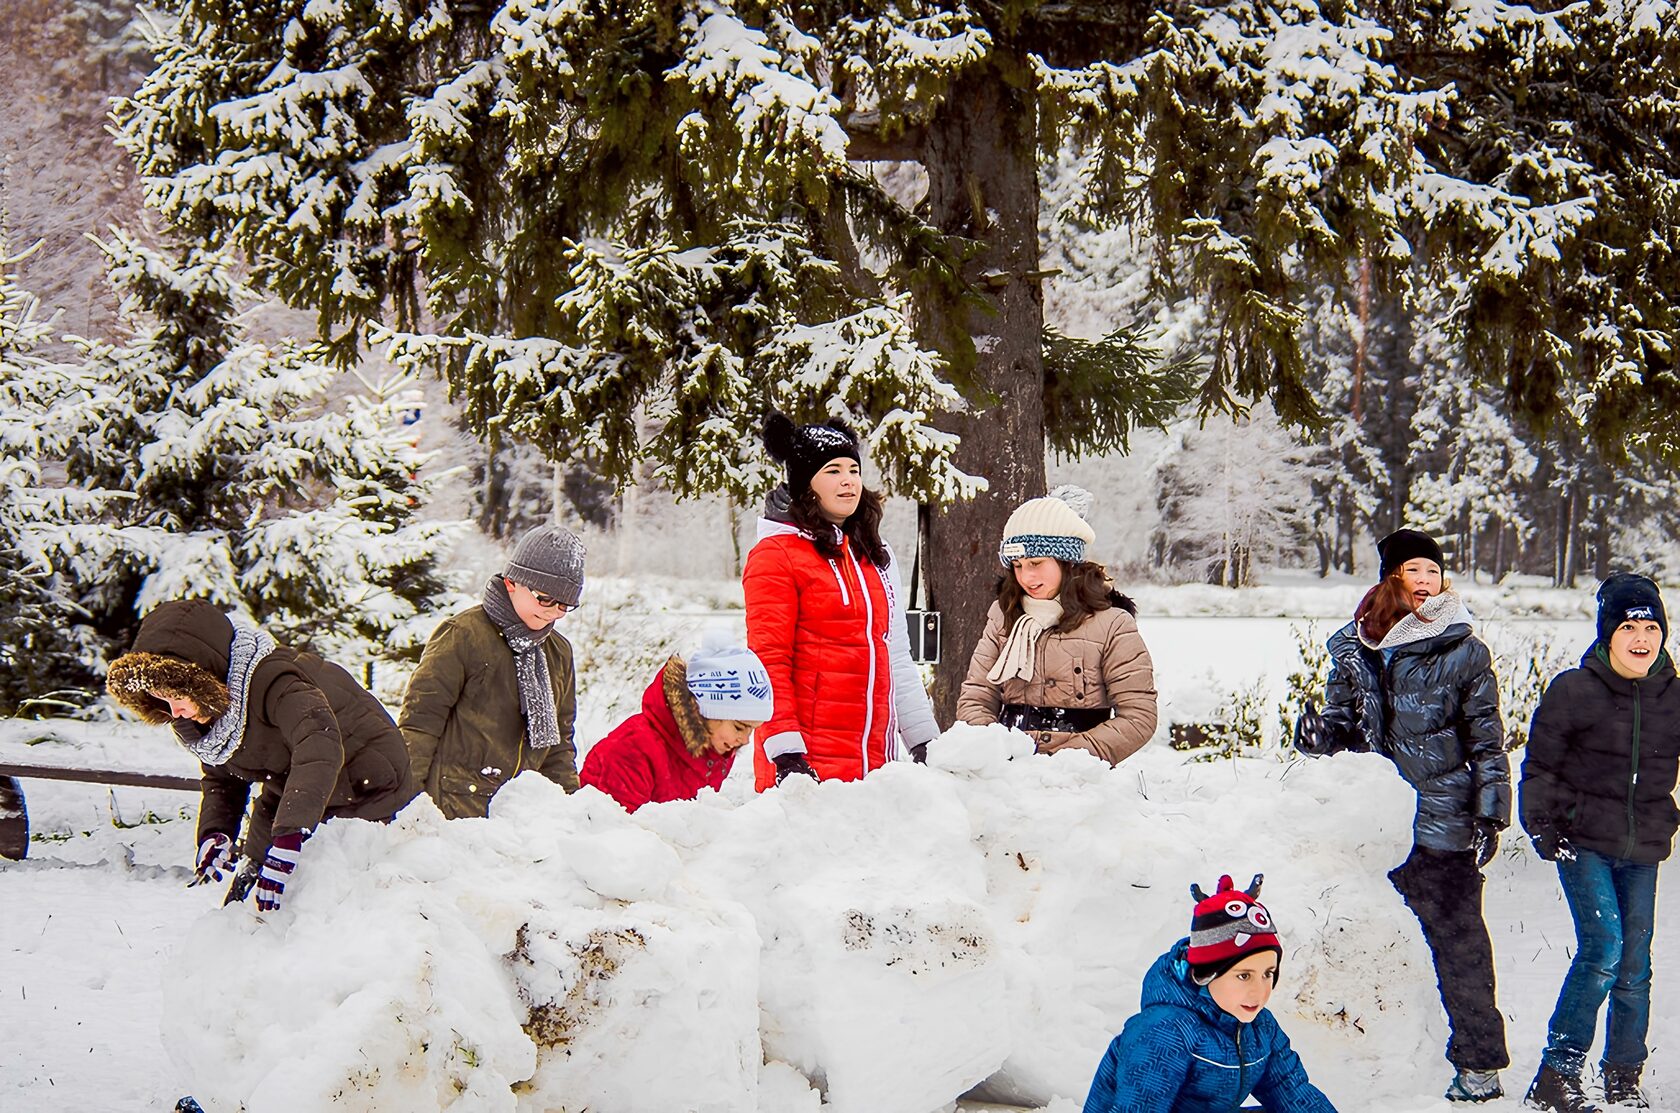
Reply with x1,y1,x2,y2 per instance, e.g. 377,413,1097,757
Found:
0,761,200,861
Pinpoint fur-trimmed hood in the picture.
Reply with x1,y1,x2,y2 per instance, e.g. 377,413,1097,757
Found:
661,656,712,758
578,656,739,812
106,600,237,723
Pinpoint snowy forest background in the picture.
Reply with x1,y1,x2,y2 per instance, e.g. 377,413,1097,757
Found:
3,0,1679,719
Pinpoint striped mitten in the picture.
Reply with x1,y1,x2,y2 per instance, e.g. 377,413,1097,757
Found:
191,832,236,886
254,833,303,913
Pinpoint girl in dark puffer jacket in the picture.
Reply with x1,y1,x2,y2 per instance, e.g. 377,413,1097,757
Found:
1293,529,1511,1103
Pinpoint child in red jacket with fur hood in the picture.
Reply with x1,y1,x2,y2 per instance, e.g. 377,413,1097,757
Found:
580,641,772,811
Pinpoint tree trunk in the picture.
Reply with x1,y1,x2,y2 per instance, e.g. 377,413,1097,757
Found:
726,496,744,579
1559,485,1578,588
914,63,1046,723
1491,516,1506,582
1592,497,1611,582
479,438,510,537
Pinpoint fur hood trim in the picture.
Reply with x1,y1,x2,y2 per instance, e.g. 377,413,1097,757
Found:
661,656,712,758
106,651,232,725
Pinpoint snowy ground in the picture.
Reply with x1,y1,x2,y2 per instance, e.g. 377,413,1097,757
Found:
3,580,1670,1113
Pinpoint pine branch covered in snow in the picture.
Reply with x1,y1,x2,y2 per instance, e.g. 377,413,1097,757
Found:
112,0,1680,554
374,219,979,500
0,231,466,703
113,0,991,503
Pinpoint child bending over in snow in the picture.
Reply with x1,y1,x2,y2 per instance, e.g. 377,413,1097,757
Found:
400,524,583,818
1082,874,1336,1113
580,639,772,811
107,600,415,913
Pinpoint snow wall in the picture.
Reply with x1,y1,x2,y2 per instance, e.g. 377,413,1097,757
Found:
162,725,1450,1113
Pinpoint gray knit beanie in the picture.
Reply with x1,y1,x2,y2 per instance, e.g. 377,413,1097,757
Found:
505,525,587,607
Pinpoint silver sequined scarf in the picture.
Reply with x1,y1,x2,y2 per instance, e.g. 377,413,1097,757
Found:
176,625,278,766
482,575,564,750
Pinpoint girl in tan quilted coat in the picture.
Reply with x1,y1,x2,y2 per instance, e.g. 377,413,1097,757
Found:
957,487,1158,764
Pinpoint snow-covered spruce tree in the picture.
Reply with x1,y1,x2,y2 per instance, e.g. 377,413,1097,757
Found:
0,242,114,714
115,1,1680,708
31,231,461,685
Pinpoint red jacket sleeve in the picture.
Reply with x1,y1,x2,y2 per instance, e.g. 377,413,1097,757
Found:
743,539,806,757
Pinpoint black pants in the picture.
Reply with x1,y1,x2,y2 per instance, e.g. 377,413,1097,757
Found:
1389,843,1510,1070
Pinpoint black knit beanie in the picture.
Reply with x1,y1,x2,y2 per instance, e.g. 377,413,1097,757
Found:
1596,572,1667,650
1378,529,1445,580
763,411,862,499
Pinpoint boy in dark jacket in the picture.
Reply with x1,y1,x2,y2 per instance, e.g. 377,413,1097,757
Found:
107,600,415,912
400,524,583,818
580,642,771,812
1082,874,1336,1113
1519,573,1680,1112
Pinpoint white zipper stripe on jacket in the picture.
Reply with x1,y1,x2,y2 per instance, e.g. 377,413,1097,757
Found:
827,558,849,606
847,543,877,777
880,552,900,760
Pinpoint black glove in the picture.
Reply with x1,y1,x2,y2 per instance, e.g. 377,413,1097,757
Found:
773,752,818,784
910,742,929,764
1292,700,1327,755
1531,829,1577,863
1470,821,1500,869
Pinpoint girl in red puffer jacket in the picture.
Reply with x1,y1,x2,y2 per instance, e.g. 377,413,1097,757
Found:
744,412,940,790
580,642,773,812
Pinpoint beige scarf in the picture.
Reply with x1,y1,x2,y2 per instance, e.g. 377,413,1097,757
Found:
987,597,1064,684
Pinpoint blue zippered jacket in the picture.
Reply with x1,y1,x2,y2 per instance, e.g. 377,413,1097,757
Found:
1081,941,1337,1113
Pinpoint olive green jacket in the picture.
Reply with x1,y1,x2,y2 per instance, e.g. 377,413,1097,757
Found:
399,605,579,818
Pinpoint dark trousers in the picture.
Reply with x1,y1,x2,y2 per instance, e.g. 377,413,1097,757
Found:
1389,843,1510,1070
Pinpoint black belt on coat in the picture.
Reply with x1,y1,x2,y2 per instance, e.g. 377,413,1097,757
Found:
998,703,1114,734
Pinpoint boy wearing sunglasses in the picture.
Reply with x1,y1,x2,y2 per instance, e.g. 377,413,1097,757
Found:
400,524,585,818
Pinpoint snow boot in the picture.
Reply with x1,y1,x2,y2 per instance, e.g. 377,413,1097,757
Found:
1447,1069,1505,1102
1601,1062,1649,1108
1526,1064,1601,1112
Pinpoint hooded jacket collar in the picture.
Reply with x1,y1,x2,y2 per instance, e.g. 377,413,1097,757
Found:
1581,646,1676,691
1142,938,1242,1035
132,599,236,676
1357,589,1474,653
757,483,842,545
655,657,717,761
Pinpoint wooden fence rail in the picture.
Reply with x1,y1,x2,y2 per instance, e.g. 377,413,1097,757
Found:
0,762,200,861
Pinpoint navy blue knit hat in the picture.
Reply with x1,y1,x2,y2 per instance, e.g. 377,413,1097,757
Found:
1596,572,1667,650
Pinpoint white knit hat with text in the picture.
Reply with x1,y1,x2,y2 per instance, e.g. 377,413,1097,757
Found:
997,485,1097,567
686,628,774,721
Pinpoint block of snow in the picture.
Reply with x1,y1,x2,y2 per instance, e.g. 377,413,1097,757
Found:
158,723,1443,1113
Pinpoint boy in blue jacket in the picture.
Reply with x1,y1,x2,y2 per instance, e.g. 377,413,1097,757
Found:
1083,873,1337,1113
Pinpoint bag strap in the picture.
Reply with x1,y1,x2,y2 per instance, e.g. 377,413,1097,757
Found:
910,503,926,611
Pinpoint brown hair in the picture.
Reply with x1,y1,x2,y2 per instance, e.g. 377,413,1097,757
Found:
1356,569,1454,643
998,559,1137,632
786,485,890,567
